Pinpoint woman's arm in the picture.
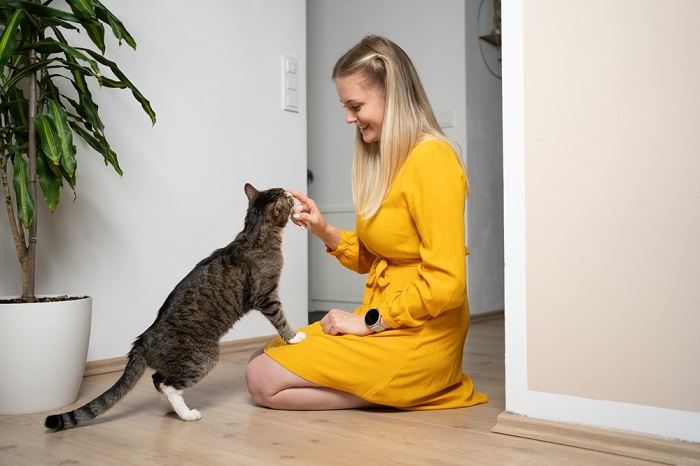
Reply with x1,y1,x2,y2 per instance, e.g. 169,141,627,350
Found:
289,190,376,274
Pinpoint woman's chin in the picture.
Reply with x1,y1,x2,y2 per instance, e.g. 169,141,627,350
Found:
361,132,378,144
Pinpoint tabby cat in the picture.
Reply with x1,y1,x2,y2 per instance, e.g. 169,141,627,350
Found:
45,184,305,431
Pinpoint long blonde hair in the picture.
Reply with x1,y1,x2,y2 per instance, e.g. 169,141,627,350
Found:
332,35,464,218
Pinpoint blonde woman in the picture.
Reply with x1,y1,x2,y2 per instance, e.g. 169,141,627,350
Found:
246,35,487,411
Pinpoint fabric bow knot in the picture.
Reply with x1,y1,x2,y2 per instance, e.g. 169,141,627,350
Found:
367,258,391,289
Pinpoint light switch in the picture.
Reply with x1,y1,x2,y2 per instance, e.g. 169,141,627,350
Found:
282,55,300,113
437,109,454,128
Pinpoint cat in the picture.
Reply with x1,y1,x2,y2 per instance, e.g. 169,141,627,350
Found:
45,183,305,431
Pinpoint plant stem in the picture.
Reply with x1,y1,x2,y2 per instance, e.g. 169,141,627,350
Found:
25,28,38,302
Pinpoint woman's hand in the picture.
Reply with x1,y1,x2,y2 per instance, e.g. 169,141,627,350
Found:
319,309,372,337
287,190,340,250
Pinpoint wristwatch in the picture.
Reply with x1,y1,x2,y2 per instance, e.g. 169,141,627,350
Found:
364,308,387,332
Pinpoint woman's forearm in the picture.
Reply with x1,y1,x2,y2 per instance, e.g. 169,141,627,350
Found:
317,223,341,251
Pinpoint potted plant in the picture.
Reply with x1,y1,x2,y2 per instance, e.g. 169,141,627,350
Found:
0,0,155,414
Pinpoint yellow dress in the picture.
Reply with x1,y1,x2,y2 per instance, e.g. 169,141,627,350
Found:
265,139,488,410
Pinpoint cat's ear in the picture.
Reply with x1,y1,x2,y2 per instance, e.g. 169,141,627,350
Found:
244,183,259,202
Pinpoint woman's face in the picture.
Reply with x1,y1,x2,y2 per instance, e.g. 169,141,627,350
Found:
335,73,386,144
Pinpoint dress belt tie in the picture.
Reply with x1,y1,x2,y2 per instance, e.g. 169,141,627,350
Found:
366,257,421,289
366,247,469,290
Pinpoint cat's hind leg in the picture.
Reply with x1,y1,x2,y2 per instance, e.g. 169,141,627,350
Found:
152,372,175,414
159,384,201,421
157,354,217,422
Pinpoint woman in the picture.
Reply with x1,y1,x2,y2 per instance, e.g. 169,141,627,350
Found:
246,35,487,411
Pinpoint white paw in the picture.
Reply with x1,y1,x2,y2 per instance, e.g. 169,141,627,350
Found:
287,331,306,344
179,409,202,422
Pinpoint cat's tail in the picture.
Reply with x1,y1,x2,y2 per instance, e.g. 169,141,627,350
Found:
44,344,147,431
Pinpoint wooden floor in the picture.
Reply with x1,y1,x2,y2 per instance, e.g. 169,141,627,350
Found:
0,317,661,465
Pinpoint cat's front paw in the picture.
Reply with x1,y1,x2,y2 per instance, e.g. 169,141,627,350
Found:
287,332,306,344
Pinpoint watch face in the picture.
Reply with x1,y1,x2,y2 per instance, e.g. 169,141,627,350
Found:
364,308,379,326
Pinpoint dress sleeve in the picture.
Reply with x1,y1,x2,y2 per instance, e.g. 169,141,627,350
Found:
326,229,376,274
380,144,467,328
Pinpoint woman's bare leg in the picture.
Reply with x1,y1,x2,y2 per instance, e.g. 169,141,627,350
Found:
245,349,377,410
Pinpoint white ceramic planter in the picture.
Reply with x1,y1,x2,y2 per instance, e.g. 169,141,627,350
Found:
0,296,92,415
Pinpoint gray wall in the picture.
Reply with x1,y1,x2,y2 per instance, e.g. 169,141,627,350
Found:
466,0,504,314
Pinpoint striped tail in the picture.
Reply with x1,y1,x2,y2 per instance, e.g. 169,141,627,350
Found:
44,345,147,431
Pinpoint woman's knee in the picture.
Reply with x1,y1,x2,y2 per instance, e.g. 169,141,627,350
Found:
245,356,265,404
245,353,315,408
245,354,279,407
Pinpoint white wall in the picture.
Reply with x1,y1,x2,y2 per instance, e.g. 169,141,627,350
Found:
503,0,700,443
465,0,504,314
307,0,488,313
0,0,308,361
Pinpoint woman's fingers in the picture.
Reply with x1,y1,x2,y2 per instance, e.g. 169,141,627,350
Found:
320,309,354,336
288,190,317,214
287,189,312,205
319,311,334,334
292,211,313,223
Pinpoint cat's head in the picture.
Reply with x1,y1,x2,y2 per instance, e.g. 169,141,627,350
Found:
244,183,294,228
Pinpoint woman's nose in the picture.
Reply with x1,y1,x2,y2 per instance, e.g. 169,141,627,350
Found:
345,109,357,124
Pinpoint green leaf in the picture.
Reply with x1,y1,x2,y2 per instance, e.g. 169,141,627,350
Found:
8,87,29,128
34,114,61,165
83,20,105,54
41,75,62,104
1,57,61,94
82,48,156,124
64,95,91,130
66,67,105,133
97,76,127,88
21,38,101,75
38,17,81,32
9,1,81,22
94,1,136,49
46,99,77,178
65,0,96,18
66,0,105,53
0,9,24,71
37,151,62,211
78,92,103,133
69,120,122,175
11,153,35,230
63,0,105,54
